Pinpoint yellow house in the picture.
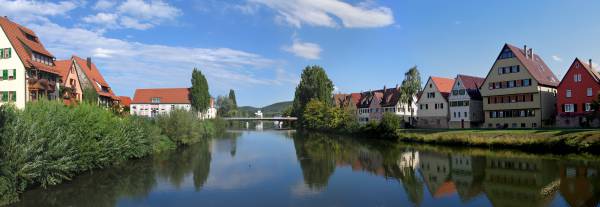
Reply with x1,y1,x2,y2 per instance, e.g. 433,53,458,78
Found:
480,44,559,129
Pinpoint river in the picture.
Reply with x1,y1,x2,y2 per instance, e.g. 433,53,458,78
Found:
10,130,600,207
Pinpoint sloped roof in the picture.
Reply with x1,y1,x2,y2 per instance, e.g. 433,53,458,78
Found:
132,88,191,104
505,44,559,87
0,17,58,74
431,77,455,100
72,56,116,98
457,74,485,100
118,96,132,107
576,58,600,82
54,59,72,83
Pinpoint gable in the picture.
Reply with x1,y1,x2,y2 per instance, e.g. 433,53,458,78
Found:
558,58,600,88
484,44,558,88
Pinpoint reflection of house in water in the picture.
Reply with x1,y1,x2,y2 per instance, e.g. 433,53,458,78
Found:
559,161,600,207
349,148,386,176
398,150,420,173
450,154,486,203
483,157,559,207
419,151,456,198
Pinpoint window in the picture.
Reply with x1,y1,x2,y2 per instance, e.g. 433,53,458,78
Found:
523,79,531,86
464,112,467,117
171,105,175,110
565,104,574,112
425,104,428,109
0,91,16,102
499,48,515,59
0,48,10,59
457,112,461,117
427,92,435,98
574,74,582,82
586,103,592,112
587,88,593,97
440,103,443,109
453,112,456,118
151,97,161,103
566,90,572,98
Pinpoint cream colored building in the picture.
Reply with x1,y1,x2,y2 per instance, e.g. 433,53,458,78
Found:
480,44,559,129
416,77,454,128
131,88,216,119
0,17,60,109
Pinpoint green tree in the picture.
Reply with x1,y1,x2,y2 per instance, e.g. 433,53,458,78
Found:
292,65,334,119
228,89,237,109
82,86,99,104
190,68,210,112
216,95,234,117
378,113,403,139
400,66,421,126
301,100,330,130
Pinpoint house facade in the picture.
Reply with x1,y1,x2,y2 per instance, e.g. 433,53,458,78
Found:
71,56,117,106
356,86,418,124
449,75,485,128
416,77,454,128
0,17,60,109
55,59,83,104
131,88,216,119
480,44,559,129
556,58,600,127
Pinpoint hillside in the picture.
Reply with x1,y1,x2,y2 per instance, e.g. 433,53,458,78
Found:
238,101,292,117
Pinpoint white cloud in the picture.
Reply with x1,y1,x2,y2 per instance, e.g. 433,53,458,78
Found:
82,12,118,26
83,0,182,30
28,22,295,96
552,55,563,62
0,0,79,23
249,0,394,28
93,0,116,10
283,38,322,60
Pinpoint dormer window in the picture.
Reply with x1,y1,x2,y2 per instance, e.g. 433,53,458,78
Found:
151,97,161,103
25,33,38,42
32,52,53,66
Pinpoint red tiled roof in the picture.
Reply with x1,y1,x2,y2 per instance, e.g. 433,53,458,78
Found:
118,96,132,107
456,74,485,90
576,58,600,82
0,17,58,75
54,60,72,83
132,88,191,104
505,44,559,87
434,181,457,198
431,76,455,99
72,56,116,98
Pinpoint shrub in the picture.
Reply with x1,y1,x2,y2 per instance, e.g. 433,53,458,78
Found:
155,109,216,145
377,113,404,139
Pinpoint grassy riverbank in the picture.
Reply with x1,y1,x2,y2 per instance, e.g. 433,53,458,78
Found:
392,128,600,153
0,100,222,205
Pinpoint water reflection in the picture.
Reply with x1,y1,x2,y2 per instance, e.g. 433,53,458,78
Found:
9,131,600,207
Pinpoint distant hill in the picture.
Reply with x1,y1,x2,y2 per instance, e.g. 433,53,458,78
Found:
238,101,292,117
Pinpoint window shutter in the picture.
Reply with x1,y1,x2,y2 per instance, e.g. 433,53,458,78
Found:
0,48,3,58
574,104,578,112
7,48,10,58
12,69,15,79
2,92,7,102
2,70,7,80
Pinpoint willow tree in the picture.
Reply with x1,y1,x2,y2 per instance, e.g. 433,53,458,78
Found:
190,68,210,112
292,65,334,119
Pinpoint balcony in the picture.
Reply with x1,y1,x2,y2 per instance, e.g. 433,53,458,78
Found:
28,77,56,92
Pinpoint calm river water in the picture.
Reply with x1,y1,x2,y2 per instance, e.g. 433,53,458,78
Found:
10,130,600,207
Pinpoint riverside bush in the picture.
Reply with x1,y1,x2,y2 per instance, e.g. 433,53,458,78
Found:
0,100,220,205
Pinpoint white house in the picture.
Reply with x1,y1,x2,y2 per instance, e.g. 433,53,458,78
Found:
131,88,216,119
416,77,455,128
357,86,419,125
0,17,60,109
449,75,485,128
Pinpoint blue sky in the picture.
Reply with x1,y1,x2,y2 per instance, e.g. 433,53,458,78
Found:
2,0,600,107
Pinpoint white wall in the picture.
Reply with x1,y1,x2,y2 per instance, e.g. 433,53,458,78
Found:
417,78,449,118
0,26,26,109
130,103,191,117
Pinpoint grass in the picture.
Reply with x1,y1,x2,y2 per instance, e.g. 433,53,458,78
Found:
393,128,600,153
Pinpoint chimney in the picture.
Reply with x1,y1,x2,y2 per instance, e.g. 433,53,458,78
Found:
523,45,527,55
86,57,92,70
529,48,533,59
590,59,593,68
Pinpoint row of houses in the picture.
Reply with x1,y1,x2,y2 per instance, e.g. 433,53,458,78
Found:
0,17,217,119
336,43,600,128
0,16,130,109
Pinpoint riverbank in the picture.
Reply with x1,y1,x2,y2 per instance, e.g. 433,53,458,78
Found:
0,101,223,206
392,128,600,153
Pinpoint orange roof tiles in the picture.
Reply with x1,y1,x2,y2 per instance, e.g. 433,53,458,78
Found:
431,77,455,93
71,56,116,98
54,60,72,83
0,17,58,74
118,96,132,107
132,88,191,104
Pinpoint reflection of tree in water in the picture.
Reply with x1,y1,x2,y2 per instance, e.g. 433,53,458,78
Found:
383,149,424,206
10,158,157,207
154,139,212,190
214,131,242,158
292,133,338,190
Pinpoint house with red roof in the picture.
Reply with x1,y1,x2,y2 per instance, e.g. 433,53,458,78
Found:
131,88,216,119
0,17,61,108
55,59,83,104
69,56,117,106
356,85,418,124
556,58,600,127
449,74,486,128
480,44,559,129
416,76,454,128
